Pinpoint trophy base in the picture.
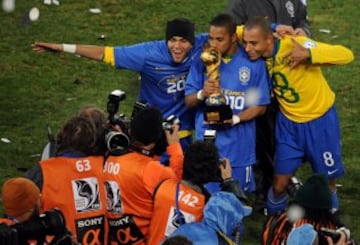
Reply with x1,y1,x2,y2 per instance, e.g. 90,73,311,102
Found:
204,104,233,125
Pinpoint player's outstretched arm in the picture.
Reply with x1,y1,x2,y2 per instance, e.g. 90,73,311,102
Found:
32,42,105,61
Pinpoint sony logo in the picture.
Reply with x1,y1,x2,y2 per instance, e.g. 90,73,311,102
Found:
77,217,104,228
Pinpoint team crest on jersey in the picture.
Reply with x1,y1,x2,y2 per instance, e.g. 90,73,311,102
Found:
303,40,317,49
72,177,101,212
239,67,251,85
285,1,295,18
105,180,123,213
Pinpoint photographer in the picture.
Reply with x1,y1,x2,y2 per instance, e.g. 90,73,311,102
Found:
1,177,41,225
25,116,109,245
0,177,71,245
262,174,355,245
103,107,183,244
286,223,352,245
148,141,249,245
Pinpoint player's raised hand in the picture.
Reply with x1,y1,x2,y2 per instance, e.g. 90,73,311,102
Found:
281,38,310,69
273,24,296,39
294,28,307,37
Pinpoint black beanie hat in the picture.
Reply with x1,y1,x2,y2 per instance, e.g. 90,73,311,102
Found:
130,107,163,145
166,18,195,45
294,174,332,210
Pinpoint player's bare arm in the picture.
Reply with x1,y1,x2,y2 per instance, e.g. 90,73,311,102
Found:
32,42,105,61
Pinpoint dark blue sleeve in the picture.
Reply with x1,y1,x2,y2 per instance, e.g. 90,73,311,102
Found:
185,53,205,96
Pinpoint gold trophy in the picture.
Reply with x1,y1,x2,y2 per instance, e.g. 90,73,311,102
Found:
201,44,232,124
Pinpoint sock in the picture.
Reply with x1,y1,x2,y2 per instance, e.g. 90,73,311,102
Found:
266,187,288,215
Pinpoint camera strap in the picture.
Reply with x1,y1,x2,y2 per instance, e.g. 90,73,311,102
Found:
129,144,154,157
174,182,185,226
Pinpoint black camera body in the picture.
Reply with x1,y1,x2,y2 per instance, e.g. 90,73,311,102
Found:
319,227,342,243
162,115,180,134
318,227,355,245
101,90,150,156
287,176,302,198
101,90,130,155
8,208,71,245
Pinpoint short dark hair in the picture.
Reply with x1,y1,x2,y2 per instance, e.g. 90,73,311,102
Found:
56,116,97,156
244,16,273,37
209,13,236,35
130,107,163,145
183,141,220,184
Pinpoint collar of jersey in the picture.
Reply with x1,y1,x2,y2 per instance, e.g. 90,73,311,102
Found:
57,152,87,158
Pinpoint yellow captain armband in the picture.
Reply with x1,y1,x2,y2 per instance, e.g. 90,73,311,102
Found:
103,46,115,66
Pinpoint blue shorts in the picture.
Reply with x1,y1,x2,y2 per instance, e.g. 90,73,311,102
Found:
274,106,344,179
205,165,256,193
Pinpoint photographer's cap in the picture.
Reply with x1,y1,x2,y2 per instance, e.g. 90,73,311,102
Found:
294,174,332,210
166,18,195,45
287,224,317,245
1,177,40,217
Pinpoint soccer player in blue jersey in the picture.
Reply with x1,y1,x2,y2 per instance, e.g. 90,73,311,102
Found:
185,14,271,194
32,18,208,158
242,17,354,217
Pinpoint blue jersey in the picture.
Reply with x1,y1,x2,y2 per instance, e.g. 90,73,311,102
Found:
110,34,208,131
186,45,270,167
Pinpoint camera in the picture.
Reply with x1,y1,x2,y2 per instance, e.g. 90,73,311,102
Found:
162,115,180,134
101,90,150,156
6,208,71,245
318,227,356,245
287,176,302,198
102,90,130,155
319,227,342,243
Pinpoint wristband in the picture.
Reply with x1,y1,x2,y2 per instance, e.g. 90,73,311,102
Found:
222,177,234,183
196,90,204,101
62,44,76,53
232,115,240,125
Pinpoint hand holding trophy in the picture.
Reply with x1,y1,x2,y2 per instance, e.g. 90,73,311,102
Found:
201,44,232,124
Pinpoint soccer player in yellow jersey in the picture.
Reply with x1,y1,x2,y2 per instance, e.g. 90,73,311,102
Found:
241,17,354,216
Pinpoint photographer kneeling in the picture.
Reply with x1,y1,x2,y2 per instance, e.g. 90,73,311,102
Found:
103,106,183,245
0,177,71,245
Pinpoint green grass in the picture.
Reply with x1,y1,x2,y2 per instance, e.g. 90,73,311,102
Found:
0,0,359,244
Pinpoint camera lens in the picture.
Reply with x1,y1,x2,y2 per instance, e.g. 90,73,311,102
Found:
105,131,130,154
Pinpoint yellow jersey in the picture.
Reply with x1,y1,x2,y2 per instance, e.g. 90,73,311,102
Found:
272,35,353,122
